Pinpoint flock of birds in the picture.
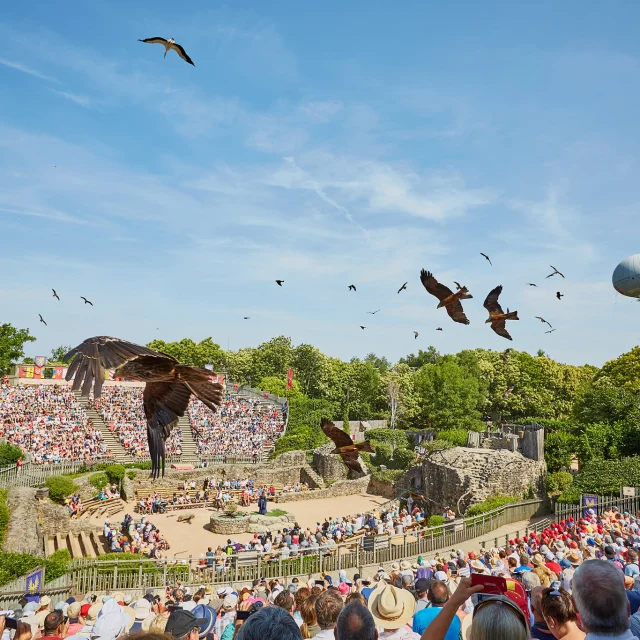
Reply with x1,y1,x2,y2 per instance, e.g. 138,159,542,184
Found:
273,256,566,341
38,290,93,326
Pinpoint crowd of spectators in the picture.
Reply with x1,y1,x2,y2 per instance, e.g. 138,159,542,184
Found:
188,396,284,457
92,387,183,458
103,513,171,557
0,382,110,464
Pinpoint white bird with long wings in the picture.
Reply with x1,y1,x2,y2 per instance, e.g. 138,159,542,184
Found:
138,37,195,66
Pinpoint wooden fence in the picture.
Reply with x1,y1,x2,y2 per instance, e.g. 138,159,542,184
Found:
554,493,640,522
64,498,549,594
0,460,108,490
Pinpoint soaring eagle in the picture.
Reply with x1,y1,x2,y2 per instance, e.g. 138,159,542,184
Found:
64,337,223,478
483,286,519,340
321,420,373,473
420,270,472,325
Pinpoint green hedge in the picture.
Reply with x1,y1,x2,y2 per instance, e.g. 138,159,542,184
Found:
557,486,581,504
466,495,519,517
437,429,468,447
547,471,574,495
90,472,109,492
392,447,416,470
127,470,137,480
372,442,393,467
0,490,8,550
45,476,77,503
572,457,640,496
370,468,404,482
427,515,445,527
0,443,23,467
0,550,71,588
364,429,412,448
105,464,126,484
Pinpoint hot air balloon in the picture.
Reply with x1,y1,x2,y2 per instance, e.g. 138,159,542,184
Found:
613,255,640,298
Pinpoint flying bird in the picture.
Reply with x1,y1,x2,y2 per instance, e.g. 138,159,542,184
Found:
436,327,443,331
81,297,93,306
321,420,373,473
535,317,553,328
397,282,408,294
545,329,556,334
420,270,472,325
64,337,223,479
556,292,564,300
483,285,519,340
348,284,356,292
527,283,537,287
275,280,284,286
138,37,195,66
546,265,565,279
453,281,465,291
480,253,492,266
360,326,366,330
366,309,380,315
39,314,47,326
243,317,250,320
413,331,419,339
52,289,60,301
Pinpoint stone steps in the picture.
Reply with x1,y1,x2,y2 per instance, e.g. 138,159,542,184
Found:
46,531,108,559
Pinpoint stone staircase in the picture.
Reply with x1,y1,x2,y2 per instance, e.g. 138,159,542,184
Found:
45,530,109,559
178,415,198,465
73,391,128,460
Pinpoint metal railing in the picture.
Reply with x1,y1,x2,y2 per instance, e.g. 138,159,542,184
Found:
62,498,548,593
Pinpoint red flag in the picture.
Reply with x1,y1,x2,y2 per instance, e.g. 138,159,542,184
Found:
33,365,43,379
54,367,64,380
287,369,293,390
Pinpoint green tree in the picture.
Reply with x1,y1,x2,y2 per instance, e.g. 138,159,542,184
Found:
398,347,441,369
146,337,225,369
596,346,640,392
544,431,577,473
291,344,327,398
49,345,73,364
0,323,36,375
0,443,24,466
414,359,486,430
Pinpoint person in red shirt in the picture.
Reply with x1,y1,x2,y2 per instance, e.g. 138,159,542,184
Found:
544,551,563,576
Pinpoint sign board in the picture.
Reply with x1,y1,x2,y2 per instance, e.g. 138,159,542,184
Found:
621,486,636,498
581,494,598,517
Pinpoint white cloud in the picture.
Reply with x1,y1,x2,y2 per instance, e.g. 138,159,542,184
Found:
0,57,58,82
50,89,98,109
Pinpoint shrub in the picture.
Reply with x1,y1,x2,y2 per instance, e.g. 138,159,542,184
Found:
547,471,574,495
90,472,109,492
391,447,416,470
572,457,640,496
545,431,577,473
557,485,581,504
126,470,137,480
224,502,238,516
466,495,519,517
105,464,126,485
0,549,72,587
437,429,468,447
365,429,411,449
0,490,8,550
372,442,393,467
0,442,24,467
45,476,77,503
370,468,404,482
427,515,445,528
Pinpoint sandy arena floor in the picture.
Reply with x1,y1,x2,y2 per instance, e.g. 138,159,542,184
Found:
93,493,390,559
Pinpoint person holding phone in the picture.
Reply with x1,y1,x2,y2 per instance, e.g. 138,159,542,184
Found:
0,614,34,640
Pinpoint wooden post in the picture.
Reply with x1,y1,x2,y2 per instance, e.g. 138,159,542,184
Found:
139,558,143,588
188,555,192,585
163,560,168,587
113,563,118,589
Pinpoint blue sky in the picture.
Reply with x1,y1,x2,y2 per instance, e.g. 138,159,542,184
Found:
1,1,639,367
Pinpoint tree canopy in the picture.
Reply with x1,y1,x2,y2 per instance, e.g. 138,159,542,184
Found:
0,323,36,375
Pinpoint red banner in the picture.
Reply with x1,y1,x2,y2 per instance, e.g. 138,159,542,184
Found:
211,374,225,386
287,369,293,390
54,367,64,380
19,366,34,378
33,365,43,379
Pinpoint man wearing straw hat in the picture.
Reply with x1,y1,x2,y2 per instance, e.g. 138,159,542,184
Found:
367,583,420,640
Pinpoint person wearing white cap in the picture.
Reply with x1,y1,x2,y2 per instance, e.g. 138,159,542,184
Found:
214,595,237,639
129,599,152,633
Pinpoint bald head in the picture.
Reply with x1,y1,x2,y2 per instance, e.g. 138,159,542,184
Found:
572,559,629,635
335,603,377,640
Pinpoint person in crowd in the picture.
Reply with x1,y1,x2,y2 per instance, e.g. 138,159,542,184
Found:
236,606,302,640
367,583,419,640
531,586,556,640
540,587,585,640
335,603,377,640
300,594,321,638
275,591,295,617
165,608,209,640
412,581,459,639
314,590,344,640
572,559,638,640
40,611,68,640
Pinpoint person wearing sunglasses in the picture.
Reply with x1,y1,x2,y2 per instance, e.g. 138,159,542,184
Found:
540,587,584,640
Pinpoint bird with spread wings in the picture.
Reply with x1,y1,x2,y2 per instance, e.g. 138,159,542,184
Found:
321,420,373,473
64,337,223,479
484,285,519,340
420,270,472,325
138,37,195,66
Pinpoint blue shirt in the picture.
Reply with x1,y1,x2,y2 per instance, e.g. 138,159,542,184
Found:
360,587,374,601
412,606,461,640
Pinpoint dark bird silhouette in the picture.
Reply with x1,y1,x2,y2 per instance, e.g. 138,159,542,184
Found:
480,253,492,266
545,328,556,334
420,270,472,325
64,337,223,479
397,282,408,294
52,289,60,301
408,491,428,504
366,309,380,315
527,283,537,287
556,292,564,300
535,316,552,328
484,285,519,340
243,317,250,320
453,281,465,291
503,384,515,399
413,331,419,339
81,297,93,306
39,314,47,326
275,280,284,286
348,284,356,292
546,265,565,279
321,420,373,473
436,327,443,331
359,326,366,330
138,37,195,66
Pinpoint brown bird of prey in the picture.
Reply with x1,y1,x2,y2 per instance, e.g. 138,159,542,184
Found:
64,337,223,479
348,284,356,291
81,297,93,306
366,309,380,315
556,291,564,300
52,289,60,300
409,491,428,504
39,314,47,326
413,331,419,339
138,37,195,66
501,348,512,363
484,285,519,340
397,282,408,294
535,316,552,328
275,280,284,286
527,283,537,287
321,420,373,473
546,265,565,279
480,252,492,265
420,270,472,325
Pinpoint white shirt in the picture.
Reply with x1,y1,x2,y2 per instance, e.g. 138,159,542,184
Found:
378,629,421,640
314,629,337,640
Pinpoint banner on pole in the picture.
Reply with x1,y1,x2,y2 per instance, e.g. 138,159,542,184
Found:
287,369,293,390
